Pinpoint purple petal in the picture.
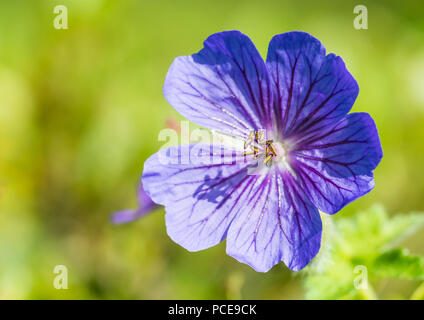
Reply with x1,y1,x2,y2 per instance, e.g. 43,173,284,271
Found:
226,169,322,272
292,113,383,214
142,144,256,251
110,208,151,225
163,31,273,137
110,183,158,225
137,182,156,209
266,31,359,139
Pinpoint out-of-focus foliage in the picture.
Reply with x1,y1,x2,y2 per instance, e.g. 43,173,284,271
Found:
372,249,424,280
304,206,424,299
0,0,423,299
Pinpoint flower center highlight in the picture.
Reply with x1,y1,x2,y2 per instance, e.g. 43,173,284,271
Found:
242,131,289,168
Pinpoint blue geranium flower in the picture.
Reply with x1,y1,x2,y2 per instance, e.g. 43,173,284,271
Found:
142,31,383,272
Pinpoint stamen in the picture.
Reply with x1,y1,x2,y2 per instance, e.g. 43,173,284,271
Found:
243,131,279,168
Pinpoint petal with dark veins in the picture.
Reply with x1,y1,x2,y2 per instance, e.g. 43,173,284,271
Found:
142,143,258,251
164,31,274,137
291,113,383,214
226,169,322,272
266,31,358,139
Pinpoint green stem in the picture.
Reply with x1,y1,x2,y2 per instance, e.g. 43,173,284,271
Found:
410,282,424,300
226,272,244,300
358,281,379,300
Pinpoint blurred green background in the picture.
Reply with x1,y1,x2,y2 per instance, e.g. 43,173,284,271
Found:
0,0,423,299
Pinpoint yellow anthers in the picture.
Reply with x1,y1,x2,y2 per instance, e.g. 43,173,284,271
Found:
243,131,278,167
266,141,277,156
264,154,273,167
242,150,255,156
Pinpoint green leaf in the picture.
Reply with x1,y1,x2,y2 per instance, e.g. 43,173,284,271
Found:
303,206,424,300
335,205,424,257
372,248,424,280
304,256,356,300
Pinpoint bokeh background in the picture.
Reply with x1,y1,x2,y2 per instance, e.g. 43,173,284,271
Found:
0,0,423,299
